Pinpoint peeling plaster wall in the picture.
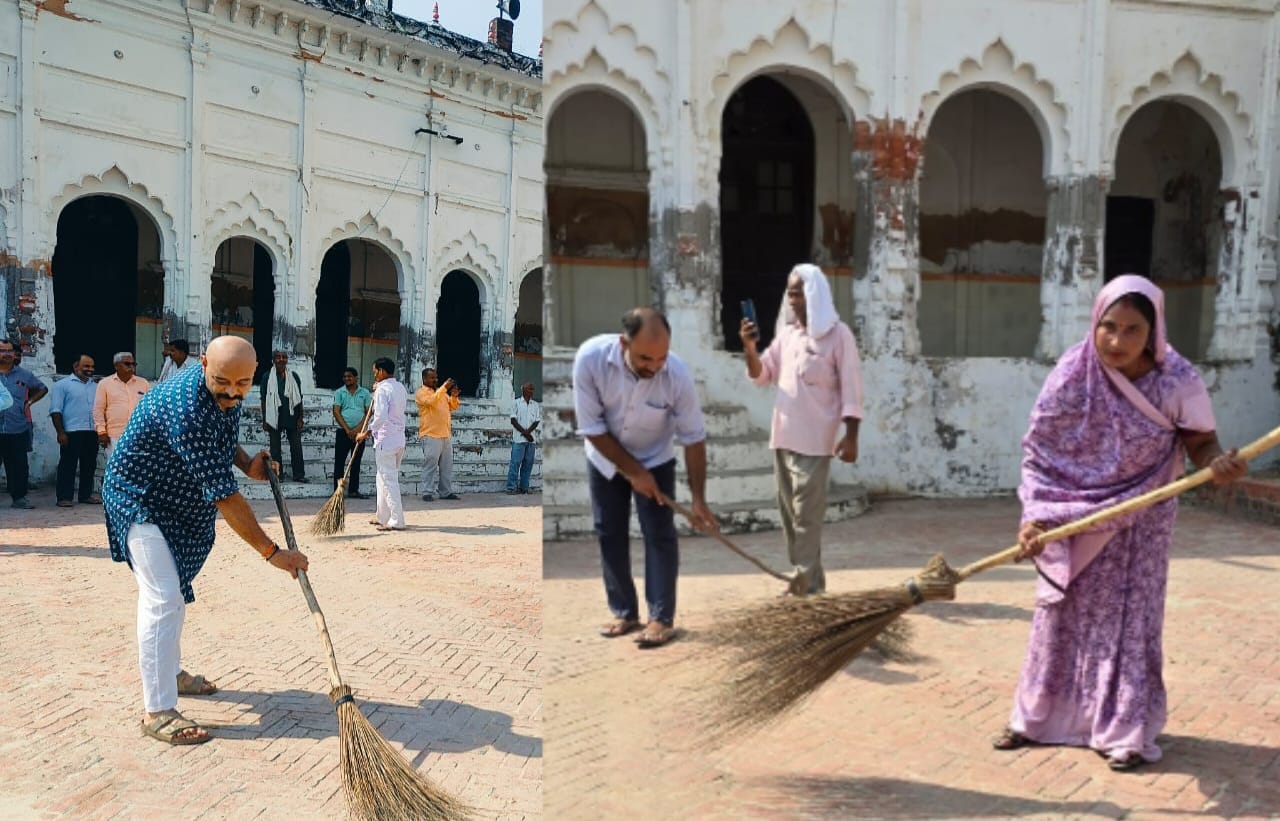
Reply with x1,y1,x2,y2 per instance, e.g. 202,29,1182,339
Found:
542,0,1280,495
2,0,542,479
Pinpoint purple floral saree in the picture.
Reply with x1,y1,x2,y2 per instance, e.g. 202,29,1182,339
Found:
1008,275,1215,761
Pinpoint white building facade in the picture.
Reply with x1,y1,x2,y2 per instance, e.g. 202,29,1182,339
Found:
543,0,1280,501
0,0,544,482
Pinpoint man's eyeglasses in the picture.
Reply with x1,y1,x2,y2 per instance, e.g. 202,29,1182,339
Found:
119,362,136,367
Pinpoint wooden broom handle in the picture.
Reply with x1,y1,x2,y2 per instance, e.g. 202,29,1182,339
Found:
655,491,792,583
265,463,345,691
957,425,1280,580
337,400,375,489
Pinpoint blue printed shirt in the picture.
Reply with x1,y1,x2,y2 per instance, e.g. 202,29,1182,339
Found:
103,363,241,603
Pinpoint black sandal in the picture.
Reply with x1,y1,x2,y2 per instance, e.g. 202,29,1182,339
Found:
992,727,1034,750
1106,752,1146,772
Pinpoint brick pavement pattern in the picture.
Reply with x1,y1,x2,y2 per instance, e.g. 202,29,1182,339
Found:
0,492,541,820
544,498,1280,820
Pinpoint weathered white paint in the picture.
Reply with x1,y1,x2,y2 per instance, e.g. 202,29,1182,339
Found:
0,0,542,480
544,0,1280,503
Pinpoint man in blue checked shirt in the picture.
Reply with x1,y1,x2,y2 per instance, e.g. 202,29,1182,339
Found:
572,307,718,649
49,353,103,507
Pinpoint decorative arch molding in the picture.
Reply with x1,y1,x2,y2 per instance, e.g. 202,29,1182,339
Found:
48,165,179,262
546,0,669,136
517,258,543,286
1108,52,1251,188
706,18,870,134
920,39,1070,179
205,194,292,275
316,212,414,293
435,231,499,305
546,53,660,168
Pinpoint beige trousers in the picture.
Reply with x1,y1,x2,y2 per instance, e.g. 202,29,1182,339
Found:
774,449,832,595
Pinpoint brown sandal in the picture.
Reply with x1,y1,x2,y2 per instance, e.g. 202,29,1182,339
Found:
599,619,641,638
635,623,678,649
992,728,1034,750
176,671,218,696
141,709,211,745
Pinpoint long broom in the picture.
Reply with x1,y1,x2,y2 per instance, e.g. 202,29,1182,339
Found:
701,425,1280,742
266,466,471,821
311,401,374,536
655,490,804,593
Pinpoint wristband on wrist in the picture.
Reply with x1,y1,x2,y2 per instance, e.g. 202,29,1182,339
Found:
263,543,281,561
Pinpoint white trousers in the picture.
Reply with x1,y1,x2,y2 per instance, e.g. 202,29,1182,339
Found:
128,523,184,713
375,445,405,528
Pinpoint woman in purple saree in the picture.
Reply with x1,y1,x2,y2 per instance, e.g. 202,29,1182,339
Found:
994,275,1246,771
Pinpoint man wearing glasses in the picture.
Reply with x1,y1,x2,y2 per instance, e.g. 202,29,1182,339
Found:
94,351,151,460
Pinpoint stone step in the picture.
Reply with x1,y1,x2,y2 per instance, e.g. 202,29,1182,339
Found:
237,476,539,500
541,402,754,443
543,464,778,508
237,435,531,462
542,432,773,475
542,483,870,540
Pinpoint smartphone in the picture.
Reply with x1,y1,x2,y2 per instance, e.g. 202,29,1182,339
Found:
740,299,759,339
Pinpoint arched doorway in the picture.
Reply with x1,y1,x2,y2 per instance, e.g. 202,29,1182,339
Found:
315,239,400,390
435,270,482,396
545,89,649,345
918,89,1046,357
52,195,165,376
719,75,816,351
211,237,275,380
1108,100,1222,359
515,268,542,399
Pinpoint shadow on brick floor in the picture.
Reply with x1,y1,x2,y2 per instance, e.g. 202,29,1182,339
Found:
203,688,541,760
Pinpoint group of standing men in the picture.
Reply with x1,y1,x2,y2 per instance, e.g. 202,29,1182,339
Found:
573,264,862,647
0,339,194,510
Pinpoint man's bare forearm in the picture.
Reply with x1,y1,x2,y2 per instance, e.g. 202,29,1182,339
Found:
214,492,275,555
684,440,708,503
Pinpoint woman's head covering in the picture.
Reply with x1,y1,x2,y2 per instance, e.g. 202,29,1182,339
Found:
1091,274,1168,365
778,263,839,338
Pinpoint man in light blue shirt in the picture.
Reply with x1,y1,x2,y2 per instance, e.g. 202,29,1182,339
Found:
49,354,102,506
572,307,717,649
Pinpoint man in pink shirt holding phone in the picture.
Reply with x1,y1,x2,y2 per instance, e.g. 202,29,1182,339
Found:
740,264,864,596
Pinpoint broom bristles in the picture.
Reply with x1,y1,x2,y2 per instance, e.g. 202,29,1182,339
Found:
696,554,965,747
330,685,472,821
311,482,346,536
697,592,915,746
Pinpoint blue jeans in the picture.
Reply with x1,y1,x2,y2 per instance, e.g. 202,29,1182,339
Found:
506,441,536,491
588,459,679,625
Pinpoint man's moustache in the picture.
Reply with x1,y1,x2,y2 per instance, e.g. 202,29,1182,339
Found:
215,393,244,402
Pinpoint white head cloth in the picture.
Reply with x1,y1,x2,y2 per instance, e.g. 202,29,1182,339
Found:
777,263,839,339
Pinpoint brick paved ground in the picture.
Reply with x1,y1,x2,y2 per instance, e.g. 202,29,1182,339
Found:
0,490,541,820
544,497,1280,821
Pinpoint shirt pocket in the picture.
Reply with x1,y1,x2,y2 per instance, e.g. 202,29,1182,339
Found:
630,401,671,431
798,350,836,388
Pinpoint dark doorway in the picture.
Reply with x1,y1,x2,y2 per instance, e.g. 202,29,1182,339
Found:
435,270,482,396
315,239,401,390
719,75,815,351
211,237,275,380
52,196,163,375
314,241,351,390
514,268,543,399
1104,196,1155,281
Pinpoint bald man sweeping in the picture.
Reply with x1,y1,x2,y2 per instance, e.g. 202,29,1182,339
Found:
103,336,309,745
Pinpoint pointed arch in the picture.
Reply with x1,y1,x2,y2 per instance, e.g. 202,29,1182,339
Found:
920,39,1070,179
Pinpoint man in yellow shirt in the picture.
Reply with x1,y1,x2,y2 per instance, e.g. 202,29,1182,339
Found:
415,367,460,501
94,351,151,460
